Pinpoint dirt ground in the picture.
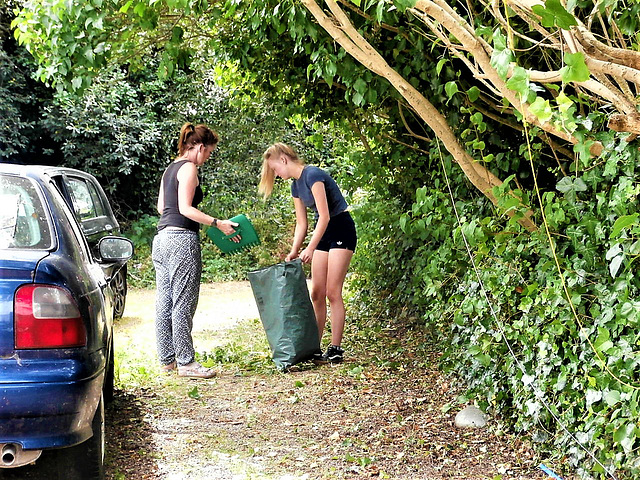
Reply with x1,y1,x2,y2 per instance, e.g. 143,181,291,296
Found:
105,282,551,480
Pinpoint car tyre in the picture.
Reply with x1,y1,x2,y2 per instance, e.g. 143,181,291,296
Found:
112,266,127,318
50,394,105,480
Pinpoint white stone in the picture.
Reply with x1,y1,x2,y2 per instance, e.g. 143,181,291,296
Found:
454,405,488,428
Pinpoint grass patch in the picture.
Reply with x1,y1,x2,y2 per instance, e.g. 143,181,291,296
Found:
115,295,276,392
197,318,276,375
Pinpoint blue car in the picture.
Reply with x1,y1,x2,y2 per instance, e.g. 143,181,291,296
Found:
0,164,133,479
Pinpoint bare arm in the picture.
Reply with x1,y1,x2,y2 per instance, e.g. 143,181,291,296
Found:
299,182,330,264
285,197,309,261
156,178,164,215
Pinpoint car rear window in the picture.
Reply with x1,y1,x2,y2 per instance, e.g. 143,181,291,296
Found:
0,174,52,250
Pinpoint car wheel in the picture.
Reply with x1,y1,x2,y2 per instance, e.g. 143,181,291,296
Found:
104,337,115,404
50,394,105,480
112,266,127,318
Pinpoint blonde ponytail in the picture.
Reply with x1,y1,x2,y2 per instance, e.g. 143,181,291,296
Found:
259,143,303,199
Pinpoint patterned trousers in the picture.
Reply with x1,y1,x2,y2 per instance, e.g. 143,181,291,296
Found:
152,229,202,366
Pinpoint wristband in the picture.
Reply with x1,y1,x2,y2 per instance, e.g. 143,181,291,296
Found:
211,218,218,227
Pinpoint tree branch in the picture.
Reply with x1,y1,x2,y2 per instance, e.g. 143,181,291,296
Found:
301,0,537,231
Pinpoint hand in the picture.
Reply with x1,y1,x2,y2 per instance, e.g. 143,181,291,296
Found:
299,247,315,264
285,250,299,262
218,220,241,243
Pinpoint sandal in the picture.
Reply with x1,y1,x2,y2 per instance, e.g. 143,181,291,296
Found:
177,362,216,379
161,361,176,373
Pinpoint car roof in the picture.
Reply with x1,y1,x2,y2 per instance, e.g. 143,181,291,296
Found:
0,163,97,180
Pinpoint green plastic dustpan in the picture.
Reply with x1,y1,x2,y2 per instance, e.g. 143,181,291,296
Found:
206,214,260,254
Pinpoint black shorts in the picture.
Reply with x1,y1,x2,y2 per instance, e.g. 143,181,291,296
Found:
316,211,357,252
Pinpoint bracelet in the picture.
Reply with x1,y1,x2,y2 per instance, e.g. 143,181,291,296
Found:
211,218,218,227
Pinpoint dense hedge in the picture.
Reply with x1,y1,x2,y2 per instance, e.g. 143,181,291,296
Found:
348,131,640,479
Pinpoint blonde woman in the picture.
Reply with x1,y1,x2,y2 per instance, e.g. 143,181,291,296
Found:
259,143,357,363
153,123,238,378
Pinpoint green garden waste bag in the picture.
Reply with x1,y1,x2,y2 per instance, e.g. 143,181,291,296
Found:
248,259,320,371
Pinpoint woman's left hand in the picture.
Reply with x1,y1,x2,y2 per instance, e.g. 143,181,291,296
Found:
299,247,315,264
218,220,241,243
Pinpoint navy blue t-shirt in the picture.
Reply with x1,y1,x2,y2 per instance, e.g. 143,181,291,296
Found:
291,166,348,218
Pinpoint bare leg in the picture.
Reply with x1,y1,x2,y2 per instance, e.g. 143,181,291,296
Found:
310,250,329,341
325,248,354,346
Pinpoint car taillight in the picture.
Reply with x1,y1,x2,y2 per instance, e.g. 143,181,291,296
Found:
14,285,86,349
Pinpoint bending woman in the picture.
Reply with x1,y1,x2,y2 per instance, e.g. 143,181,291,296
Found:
259,143,356,363
153,123,238,378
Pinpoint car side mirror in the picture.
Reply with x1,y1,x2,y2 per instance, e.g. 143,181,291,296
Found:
98,236,134,263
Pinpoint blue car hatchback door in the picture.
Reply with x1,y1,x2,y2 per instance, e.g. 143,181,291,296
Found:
0,164,133,479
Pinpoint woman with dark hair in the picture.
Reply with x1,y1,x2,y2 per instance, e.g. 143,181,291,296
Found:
152,123,238,378
259,143,357,364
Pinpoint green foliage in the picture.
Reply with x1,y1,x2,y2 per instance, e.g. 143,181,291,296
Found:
41,68,171,217
0,5,58,163
389,133,640,479
343,123,640,478
198,318,275,374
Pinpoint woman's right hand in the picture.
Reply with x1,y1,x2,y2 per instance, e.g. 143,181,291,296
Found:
285,250,299,262
218,220,241,243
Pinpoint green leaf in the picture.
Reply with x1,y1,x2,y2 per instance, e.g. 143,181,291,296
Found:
394,0,417,12
620,302,634,318
506,66,529,98
594,327,612,354
561,52,590,83
475,353,491,367
119,0,134,13
467,86,480,102
611,214,638,238
556,92,574,114
532,0,578,29
491,49,513,80
604,390,621,406
556,176,586,194
586,389,602,406
133,2,146,17
573,178,587,192
609,253,624,279
445,81,459,100
399,214,409,233
188,386,200,399
436,58,447,76
376,1,385,22
547,0,578,29
353,78,367,95
71,77,83,90
529,96,553,123
606,243,622,261
613,423,636,452
170,26,184,44
490,31,512,79
531,4,556,28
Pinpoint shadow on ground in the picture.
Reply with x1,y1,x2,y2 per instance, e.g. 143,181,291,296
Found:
105,388,158,480
0,389,154,480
